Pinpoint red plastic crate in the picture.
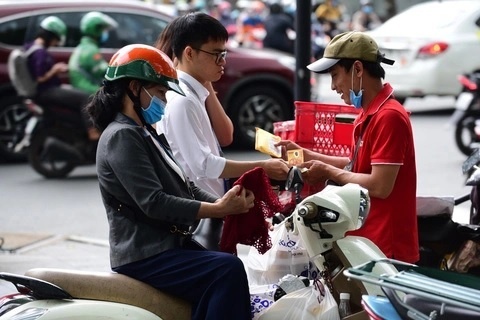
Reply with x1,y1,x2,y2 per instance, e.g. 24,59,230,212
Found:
294,101,360,157
273,120,295,141
273,102,360,198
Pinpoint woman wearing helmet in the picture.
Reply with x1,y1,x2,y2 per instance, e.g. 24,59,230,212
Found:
69,11,118,95
26,16,98,140
85,44,254,320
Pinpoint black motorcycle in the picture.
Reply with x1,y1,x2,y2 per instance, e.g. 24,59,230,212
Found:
417,149,480,275
13,99,97,179
449,70,480,156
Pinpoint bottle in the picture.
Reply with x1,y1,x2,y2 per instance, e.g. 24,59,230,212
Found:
289,248,308,276
338,292,352,319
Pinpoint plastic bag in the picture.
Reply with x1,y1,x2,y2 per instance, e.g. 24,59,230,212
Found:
250,284,278,320
257,280,340,320
246,222,310,286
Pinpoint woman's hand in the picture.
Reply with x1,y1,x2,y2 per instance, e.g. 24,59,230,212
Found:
217,185,255,217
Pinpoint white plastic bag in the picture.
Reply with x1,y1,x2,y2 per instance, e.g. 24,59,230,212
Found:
246,222,310,285
250,284,278,320
257,280,340,320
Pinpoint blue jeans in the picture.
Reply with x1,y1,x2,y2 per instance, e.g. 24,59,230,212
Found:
113,248,251,320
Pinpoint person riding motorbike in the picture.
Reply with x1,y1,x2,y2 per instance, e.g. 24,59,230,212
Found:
68,11,118,95
26,16,98,141
85,44,254,320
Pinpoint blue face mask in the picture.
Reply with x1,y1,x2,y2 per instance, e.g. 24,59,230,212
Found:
349,67,363,109
362,5,373,14
141,87,166,124
100,30,109,43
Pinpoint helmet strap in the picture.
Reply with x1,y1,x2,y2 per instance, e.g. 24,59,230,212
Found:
126,87,158,136
127,88,147,126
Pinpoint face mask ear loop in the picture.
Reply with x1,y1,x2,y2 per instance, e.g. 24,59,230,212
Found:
351,65,363,95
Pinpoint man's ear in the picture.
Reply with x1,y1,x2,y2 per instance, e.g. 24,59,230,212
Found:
353,60,364,77
184,46,194,62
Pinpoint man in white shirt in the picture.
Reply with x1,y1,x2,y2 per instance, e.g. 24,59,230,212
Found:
157,12,289,197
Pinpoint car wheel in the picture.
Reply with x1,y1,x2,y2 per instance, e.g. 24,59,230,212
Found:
229,85,293,148
0,95,31,163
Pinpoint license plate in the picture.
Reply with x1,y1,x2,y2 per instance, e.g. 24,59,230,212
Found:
455,92,474,111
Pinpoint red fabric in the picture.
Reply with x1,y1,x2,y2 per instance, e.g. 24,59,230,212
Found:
220,167,284,255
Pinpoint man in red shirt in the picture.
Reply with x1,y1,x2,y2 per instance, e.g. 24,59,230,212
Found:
277,31,419,263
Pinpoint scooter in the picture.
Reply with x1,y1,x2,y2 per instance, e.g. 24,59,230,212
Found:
0,167,395,319
448,70,480,156
12,99,97,179
416,148,480,275
257,167,398,319
344,258,480,320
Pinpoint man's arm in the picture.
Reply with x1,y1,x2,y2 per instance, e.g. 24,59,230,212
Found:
302,161,400,199
204,81,233,147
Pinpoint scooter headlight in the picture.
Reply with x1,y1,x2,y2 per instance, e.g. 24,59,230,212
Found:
357,188,370,228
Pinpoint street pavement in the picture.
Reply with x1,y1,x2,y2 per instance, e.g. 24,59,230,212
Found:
0,75,465,296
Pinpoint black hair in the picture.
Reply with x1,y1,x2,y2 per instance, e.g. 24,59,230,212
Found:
36,28,60,48
336,58,386,79
85,79,128,131
162,12,228,62
269,3,284,14
154,17,176,59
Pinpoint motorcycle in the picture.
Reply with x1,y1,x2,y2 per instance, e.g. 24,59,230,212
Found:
256,167,398,319
448,69,480,156
344,258,480,320
0,167,396,319
416,148,480,275
12,99,97,179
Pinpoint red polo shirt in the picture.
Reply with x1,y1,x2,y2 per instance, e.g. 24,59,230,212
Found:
346,83,419,263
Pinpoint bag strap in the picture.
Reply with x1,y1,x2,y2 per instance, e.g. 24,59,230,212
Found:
24,44,43,57
344,115,372,172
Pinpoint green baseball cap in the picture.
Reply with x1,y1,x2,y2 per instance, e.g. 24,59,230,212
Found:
307,31,395,73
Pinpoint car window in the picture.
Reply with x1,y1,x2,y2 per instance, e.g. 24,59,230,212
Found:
0,10,168,49
0,17,29,46
29,13,83,47
102,12,169,48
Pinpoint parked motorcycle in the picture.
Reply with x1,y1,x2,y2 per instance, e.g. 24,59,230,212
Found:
258,167,398,319
0,167,396,319
449,70,480,156
344,258,480,320
416,148,480,275
12,99,96,179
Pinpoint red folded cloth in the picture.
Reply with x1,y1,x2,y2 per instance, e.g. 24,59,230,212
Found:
220,167,284,255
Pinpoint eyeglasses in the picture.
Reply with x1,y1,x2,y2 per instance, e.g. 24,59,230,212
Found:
193,48,227,65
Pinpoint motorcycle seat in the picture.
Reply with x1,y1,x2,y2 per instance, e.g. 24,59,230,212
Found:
25,268,191,320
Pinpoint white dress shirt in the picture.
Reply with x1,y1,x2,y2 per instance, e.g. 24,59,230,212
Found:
157,71,227,197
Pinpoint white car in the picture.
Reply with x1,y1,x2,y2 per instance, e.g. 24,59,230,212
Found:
367,0,480,104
